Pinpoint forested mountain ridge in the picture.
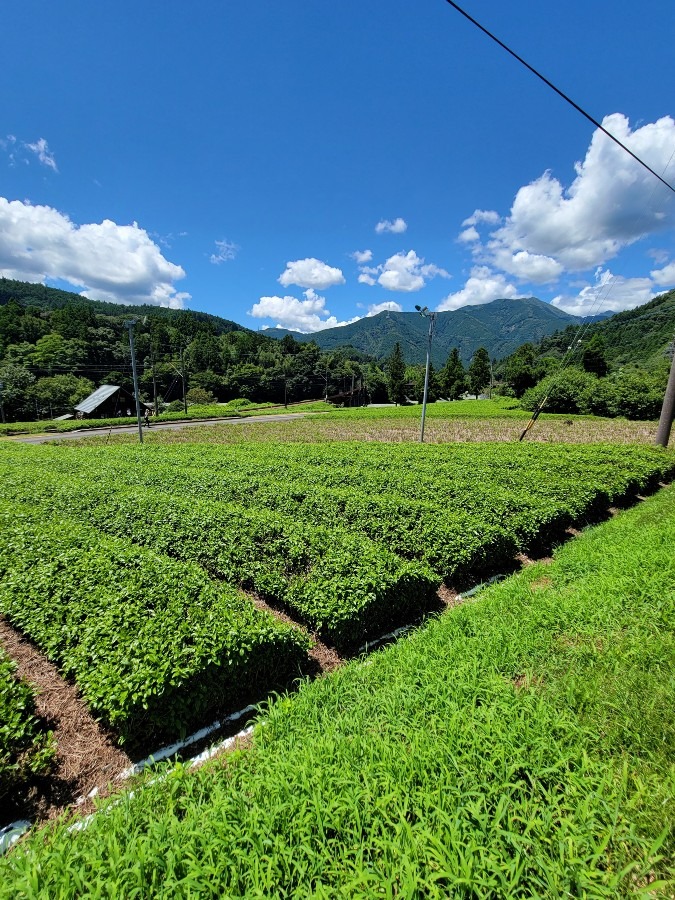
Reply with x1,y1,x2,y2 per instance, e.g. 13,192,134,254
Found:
535,288,675,368
262,296,583,365
0,278,245,339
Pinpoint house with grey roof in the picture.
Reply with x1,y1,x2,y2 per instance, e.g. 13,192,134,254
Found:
74,385,144,419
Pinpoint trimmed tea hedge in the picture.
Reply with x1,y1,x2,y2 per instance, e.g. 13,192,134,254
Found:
0,649,55,801
0,504,310,744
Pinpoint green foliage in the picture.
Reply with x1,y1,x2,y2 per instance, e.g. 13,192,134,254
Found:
3,442,673,652
385,341,406,405
405,362,439,403
596,368,666,420
0,650,55,800
3,485,675,895
538,288,675,370
185,386,215,405
581,333,609,377
522,366,667,420
438,347,467,399
503,342,540,397
29,374,94,416
0,503,309,744
0,279,381,420
467,346,491,398
521,367,598,414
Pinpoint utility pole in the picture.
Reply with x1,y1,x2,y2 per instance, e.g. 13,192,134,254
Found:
0,380,5,424
150,345,159,417
180,346,188,414
415,305,437,443
655,335,675,448
124,320,144,444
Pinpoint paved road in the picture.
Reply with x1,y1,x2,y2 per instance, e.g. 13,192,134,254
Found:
7,413,311,444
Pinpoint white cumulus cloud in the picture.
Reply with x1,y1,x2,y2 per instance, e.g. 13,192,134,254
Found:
458,226,480,243
651,260,675,287
551,269,655,317
437,266,518,311
367,301,403,316
351,249,373,264
490,114,675,272
377,250,449,292
248,288,358,333
491,248,564,284
358,273,377,286
462,209,500,227
0,197,189,307
375,217,407,234
278,257,345,290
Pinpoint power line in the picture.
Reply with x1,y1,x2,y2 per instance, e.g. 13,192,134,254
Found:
442,0,675,195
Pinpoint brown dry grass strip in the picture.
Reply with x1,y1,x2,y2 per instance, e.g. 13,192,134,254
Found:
0,616,131,823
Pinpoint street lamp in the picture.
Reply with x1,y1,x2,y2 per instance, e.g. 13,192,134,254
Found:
123,319,144,444
415,305,437,443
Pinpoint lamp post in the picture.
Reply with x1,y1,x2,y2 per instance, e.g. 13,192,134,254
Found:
415,305,437,443
123,319,144,444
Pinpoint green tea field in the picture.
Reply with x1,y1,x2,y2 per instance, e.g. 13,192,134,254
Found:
1,413,674,895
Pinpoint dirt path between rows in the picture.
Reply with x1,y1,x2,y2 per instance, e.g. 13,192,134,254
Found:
248,592,343,673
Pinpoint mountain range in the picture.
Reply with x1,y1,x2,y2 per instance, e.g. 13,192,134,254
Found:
263,297,611,365
0,278,618,368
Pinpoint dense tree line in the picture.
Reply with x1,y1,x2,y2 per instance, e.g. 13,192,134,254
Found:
496,301,674,419
0,283,389,421
0,280,493,422
1,279,671,422
384,342,493,404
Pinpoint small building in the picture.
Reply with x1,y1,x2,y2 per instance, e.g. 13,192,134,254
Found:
74,385,135,419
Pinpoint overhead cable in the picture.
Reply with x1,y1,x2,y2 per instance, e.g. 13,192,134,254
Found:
442,0,675,195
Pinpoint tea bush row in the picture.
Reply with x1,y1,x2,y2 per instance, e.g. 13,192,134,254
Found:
0,504,309,745
0,649,55,801
2,472,438,648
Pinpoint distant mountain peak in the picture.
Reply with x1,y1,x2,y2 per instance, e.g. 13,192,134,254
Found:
263,296,581,365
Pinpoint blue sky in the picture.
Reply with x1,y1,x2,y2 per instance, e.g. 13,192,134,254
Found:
2,0,674,332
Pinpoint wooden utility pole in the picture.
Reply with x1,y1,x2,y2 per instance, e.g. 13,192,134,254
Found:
150,345,159,416
415,306,436,443
655,335,675,448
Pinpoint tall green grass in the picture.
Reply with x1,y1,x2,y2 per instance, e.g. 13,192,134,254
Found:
3,486,674,897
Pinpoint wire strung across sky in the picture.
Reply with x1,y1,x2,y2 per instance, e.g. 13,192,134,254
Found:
440,0,675,440
442,0,675,195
